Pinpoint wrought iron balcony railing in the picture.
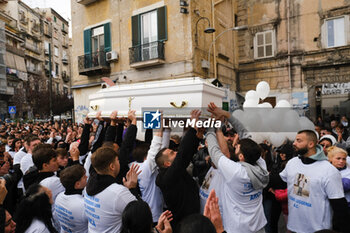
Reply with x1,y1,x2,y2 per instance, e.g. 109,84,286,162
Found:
78,50,110,75
129,41,165,65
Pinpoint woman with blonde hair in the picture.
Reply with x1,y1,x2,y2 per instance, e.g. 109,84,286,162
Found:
327,146,350,208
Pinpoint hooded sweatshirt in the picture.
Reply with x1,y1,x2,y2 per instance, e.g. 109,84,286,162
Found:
206,129,267,233
84,172,136,233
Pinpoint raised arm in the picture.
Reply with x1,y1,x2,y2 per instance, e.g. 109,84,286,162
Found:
78,116,92,156
104,110,118,142
117,110,138,184
208,102,251,139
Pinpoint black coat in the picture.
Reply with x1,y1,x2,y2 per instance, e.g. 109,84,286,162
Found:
156,128,200,226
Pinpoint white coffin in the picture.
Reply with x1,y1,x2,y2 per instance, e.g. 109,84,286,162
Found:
87,77,225,119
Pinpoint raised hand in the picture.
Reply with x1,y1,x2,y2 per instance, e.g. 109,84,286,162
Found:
207,102,230,120
83,116,91,125
0,179,7,205
96,111,103,122
69,147,80,162
156,210,173,233
204,189,224,233
110,110,118,126
123,163,141,189
127,110,137,125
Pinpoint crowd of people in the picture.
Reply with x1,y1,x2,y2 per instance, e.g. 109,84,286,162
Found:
0,106,349,233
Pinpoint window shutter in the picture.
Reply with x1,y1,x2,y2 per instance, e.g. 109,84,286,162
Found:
157,6,167,41
131,15,140,46
104,22,111,52
83,29,92,55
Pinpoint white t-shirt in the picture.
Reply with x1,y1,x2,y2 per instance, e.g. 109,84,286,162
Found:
340,166,350,204
55,193,88,233
131,135,164,222
280,157,344,233
14,147,26,165
40,176,65,202
20,153,34,174
199,167,224,214
84,183,136,233
24,218,50,233
217,156,267,233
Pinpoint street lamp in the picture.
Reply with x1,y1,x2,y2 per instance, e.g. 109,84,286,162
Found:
195,17,215,45
207,25,248,83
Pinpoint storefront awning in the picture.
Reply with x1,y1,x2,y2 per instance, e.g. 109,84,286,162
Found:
5,52,16,69
13,54,27,72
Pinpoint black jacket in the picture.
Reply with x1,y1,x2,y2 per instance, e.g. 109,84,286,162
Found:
156,128,200,226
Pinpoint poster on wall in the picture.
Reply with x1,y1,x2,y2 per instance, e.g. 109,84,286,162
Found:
322,82,350,95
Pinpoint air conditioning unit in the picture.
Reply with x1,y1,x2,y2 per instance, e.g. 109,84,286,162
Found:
106,51,119,62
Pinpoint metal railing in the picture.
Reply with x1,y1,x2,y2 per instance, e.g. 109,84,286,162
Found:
24,42,41,54
78,51,108,72
6,45,25,56
129,41,165,64
27,67,42,75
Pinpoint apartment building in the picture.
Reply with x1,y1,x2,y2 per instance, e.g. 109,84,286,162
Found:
71,0,238,121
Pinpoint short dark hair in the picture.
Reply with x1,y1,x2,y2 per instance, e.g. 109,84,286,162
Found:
175,214,216,233
239,138,261,165
60,165,85,190
32,144,57,170
132,143,150,163
91,147,118,173
121,200,153,233
26,136,40,146
56,148,67,157
297,130,317,145
155,148,168,169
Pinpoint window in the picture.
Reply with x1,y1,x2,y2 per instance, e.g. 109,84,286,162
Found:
131,6,167,62
92,26,105,53
326,17,346,48
55,63,59,75
63,86,68,95
62,50,67,58
83,23,111,55
54,16,57,22
44,41,50,54
254,30,275,59
54,46,59,57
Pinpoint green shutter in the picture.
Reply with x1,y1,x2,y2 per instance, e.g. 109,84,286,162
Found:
157,6,167,41
83,29,92,55
131,15,140,46
104,22,111,52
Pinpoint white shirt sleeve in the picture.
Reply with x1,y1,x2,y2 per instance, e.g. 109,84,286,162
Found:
279,166,288,183
146,136,162,173
161,129,171,149
217,156,246,182
324,167,345,199
114,187,136,213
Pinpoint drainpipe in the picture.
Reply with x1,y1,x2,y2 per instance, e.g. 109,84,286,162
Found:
287,0,292,101
212,0,217,80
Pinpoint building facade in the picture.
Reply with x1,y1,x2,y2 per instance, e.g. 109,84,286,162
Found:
71,0,238,122
0,0,72,119
236,0,350,119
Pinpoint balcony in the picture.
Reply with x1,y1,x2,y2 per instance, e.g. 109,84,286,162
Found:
62,41,69,48
31,24,40,34
78,51,110,76
129,41,165,68
44,25,52,37
6,45,25,57
62,55,68,64
62,71,70,82
24,42,41,55
62,26,68,34
77,0,99,5
27,67,42,76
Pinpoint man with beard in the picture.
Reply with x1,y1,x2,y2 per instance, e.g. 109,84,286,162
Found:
280,130,350,233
